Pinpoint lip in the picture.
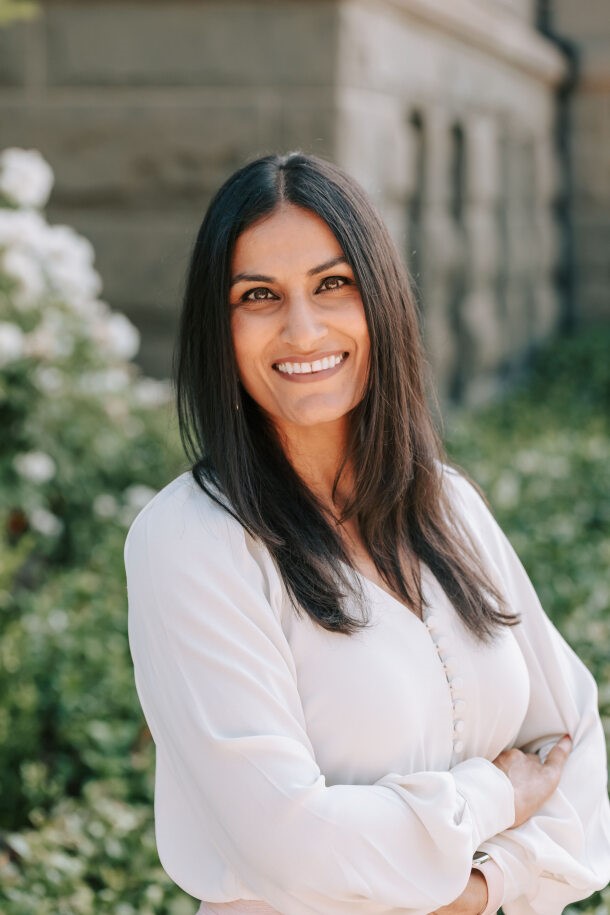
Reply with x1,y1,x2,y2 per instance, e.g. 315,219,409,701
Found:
271,349,346,366
272,351,349,383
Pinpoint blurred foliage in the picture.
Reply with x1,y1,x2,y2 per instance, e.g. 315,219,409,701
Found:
0,0,40,27
0,0,38,27
0,148,190,912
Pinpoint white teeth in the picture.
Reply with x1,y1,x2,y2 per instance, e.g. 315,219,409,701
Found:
275,353,345,375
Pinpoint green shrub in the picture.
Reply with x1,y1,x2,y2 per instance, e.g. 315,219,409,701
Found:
0,148,189,912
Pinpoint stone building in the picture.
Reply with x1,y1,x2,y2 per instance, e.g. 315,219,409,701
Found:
0,0,608,404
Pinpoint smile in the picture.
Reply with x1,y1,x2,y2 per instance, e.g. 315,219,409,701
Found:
273,352,347,375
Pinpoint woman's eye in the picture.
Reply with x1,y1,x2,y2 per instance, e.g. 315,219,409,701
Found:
319,276,350,291
242,287,275,302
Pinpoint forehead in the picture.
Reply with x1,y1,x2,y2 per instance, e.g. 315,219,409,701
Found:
232,204,345,272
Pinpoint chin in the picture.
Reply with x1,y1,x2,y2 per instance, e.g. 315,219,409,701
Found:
286,406,353,427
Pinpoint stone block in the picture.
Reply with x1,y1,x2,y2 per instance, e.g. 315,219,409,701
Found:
134,318,179,378
334,91,393,206
552,0,610,39
34,206,201,376
464,114,500,202
0,20,28,86
0,99,281,204
45,1,339,88
276,94,338,158
48,207,204,317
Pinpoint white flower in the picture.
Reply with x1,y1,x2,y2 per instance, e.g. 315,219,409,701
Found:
514,449,541,474
89,311,140,361
5,834,30,859
79,367,131,394
0,148,54,209
0,208,104,315
30,507,63,537
41,224,103,309
93,493,119,519
14,450,56,483
23,311,74,361
124,416,144,438
493,471,520,509
0,208,49,252
132,377,172,408
0,246,46,310
0,321,25,367
47,609,68,631
124,484,156,510
103,396,130,422
119,484,156,525
34,366,64,393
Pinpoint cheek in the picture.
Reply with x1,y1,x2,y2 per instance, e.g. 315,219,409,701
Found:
231,314,272,395
352,310,371,360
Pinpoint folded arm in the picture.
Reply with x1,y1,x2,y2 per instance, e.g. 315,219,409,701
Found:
445,469,610,914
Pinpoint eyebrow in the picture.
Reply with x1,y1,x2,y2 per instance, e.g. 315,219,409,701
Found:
230,254,349,287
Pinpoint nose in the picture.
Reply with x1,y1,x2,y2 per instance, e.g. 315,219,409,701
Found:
279,292,327,351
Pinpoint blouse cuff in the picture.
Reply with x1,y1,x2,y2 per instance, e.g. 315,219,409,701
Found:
472,856,504,915
450,757,516,844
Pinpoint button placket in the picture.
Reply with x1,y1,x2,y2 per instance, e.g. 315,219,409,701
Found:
423,608,466,758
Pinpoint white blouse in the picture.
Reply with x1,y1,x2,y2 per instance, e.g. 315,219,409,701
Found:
124,465,610,915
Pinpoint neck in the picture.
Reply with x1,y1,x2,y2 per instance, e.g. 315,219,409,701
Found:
275,418,354,515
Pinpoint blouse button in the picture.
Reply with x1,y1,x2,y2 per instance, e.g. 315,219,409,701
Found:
453,719,465,734
436,636,450,652
425,615,439,631
453,698,466,713
442,655,457,675
453,739,465,753
449,676,464,691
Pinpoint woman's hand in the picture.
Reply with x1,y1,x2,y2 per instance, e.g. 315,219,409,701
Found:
433,735,573,914
432,869,488,915
493,734,572,828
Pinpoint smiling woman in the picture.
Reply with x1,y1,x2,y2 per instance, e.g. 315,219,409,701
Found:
124,152,610,915
229,205,370,444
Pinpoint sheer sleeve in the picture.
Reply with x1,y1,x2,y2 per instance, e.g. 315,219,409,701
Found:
124,479,516,915
445,468,610,914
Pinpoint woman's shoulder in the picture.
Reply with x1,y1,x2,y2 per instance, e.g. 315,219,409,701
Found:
123,469,246,564
437,461,498,534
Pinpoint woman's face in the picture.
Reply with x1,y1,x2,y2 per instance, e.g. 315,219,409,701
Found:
229,204,370,440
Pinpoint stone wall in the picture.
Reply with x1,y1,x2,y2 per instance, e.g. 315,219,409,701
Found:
0,0,575,405
334,0,566,403
552,0,610,323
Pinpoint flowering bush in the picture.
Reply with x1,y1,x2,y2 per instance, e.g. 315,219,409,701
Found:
0,148,188,912
0,147,183,569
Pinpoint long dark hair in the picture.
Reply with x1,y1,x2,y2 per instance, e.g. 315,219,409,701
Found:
174,151,520,643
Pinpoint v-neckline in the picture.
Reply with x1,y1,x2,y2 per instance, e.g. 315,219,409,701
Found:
342,561,427,625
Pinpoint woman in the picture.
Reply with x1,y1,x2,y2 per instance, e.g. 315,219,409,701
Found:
124,152,610,915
